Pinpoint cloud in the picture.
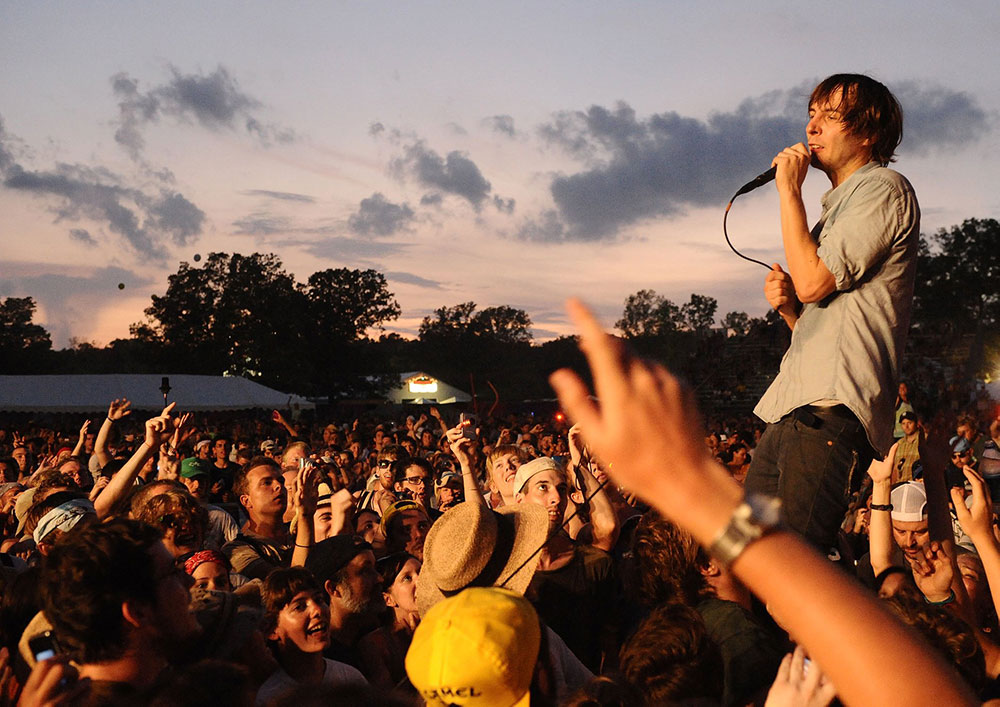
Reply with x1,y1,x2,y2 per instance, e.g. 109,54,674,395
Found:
279,237,411,261
4,161,205,260
391,140,492,209
112,65,295,159
484,115,516,137
69,228,98,247
348,193,415,237
531,81,990,241
517,210,566,242
232,214,291,236
0,262,153,347
386,271,444,289
241,189,316,203
369,122,385,138
420,193,443,207
493,195,515,214
893,83,990,154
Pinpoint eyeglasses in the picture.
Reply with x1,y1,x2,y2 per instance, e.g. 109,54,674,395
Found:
404,476,428,487
378,459,394,468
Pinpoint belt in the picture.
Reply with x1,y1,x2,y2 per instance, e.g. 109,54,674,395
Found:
791,404,858,429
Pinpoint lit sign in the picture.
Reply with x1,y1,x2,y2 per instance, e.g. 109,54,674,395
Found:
408,377,438,394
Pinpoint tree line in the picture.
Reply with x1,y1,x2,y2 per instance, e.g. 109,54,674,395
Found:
3,218,998,414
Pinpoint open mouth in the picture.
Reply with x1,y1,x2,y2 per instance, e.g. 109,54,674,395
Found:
306,623,328,636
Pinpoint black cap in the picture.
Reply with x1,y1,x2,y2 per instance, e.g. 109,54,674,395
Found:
304,535,372,582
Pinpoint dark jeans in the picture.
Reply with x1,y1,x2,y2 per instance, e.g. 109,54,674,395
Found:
745,406,875,551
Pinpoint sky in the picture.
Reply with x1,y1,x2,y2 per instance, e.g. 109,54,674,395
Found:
1,1,998,348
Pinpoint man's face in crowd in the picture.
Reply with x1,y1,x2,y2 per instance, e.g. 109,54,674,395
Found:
242,464,287,520
59,459,84,484
401,439,416,456
313,504,334,542
390,510,430,560
806,87,872,177
957,424,974,442
191,561,231,593
0,461,14,483
149,541,201,647
377,457,396,490
284,446,308,472
901,419,918,437
892,518,930,563
333,550,380,615
355,511,381,545
489,453,521,502
436,483,462,511
196,444,211,461
182,474,209,502
271,590,330,654
213,439,230,462
12,447,27,472
396,463,431,506
323,425,337,447
84,432,96,454
952,449,973,468
516,468,569,531
898,383,909,400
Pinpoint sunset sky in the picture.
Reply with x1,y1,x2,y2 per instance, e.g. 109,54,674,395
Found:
2,1,998,347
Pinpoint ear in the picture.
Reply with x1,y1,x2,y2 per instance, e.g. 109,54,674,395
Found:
514,491,525,504
121,598,151,629
324,579,340,600
383,591,397,609
699,559,722,578
394,481,403,493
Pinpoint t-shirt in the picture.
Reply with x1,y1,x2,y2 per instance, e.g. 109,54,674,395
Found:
255,658,366,705
221,529,291,581
697,596,784,707
527,543,615,672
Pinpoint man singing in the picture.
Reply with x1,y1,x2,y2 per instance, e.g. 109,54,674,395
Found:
745,74,919,551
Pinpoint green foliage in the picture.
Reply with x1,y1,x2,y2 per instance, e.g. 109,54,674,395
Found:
0,297,52,372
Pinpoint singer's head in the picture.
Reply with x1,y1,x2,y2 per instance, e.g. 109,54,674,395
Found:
809,74,903,167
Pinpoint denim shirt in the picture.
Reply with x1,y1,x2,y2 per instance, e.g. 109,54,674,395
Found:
754,162,919,456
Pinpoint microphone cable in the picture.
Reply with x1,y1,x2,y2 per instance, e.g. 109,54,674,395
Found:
723,166,777,271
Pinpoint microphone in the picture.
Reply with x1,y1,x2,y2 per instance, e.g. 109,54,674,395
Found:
731,166,777,200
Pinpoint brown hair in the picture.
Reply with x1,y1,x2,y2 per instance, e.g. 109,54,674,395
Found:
261,566,325,635
810,73,903,166
631,512,713,607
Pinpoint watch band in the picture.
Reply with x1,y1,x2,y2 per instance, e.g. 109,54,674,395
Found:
708,493,782,569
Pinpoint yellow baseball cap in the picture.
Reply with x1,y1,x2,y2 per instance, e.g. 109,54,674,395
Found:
406,587,540,706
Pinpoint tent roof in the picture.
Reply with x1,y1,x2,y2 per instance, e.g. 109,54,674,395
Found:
0,374,314,413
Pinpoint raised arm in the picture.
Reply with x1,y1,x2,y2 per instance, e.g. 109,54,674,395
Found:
93,403,175,519
568,424,618,552
271,409,299,439
866,445,896,576
70,419,90,459
446,423,486,508
548,298,976,707
95,398,131,469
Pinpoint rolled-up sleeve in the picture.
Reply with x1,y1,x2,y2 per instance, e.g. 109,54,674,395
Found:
817,177,912,291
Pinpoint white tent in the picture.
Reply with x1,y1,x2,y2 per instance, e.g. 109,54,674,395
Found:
0,374,314,413
386,371,472,405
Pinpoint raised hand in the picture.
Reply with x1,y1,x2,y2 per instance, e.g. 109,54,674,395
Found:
446,424,473,467
107,398,132,421
144,402,178,450
951,466,994,544
567,423,586,467
765,645,837,707
866,442,898,485
78,420,91,440
548,299,741,545
910,540,955,604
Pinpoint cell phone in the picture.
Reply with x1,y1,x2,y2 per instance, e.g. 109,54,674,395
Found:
29,630,58,663
459,413,478,442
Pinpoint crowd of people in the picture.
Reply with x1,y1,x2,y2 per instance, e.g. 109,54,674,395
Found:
0,356,996,705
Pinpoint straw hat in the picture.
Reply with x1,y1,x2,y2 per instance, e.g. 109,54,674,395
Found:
416,500,548,616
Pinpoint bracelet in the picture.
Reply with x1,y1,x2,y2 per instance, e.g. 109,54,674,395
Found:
294,543,311,548
925,589,956,606
870,503,893,512
106,417,114,424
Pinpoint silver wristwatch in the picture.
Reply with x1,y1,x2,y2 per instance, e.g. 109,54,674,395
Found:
708,494,782,568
